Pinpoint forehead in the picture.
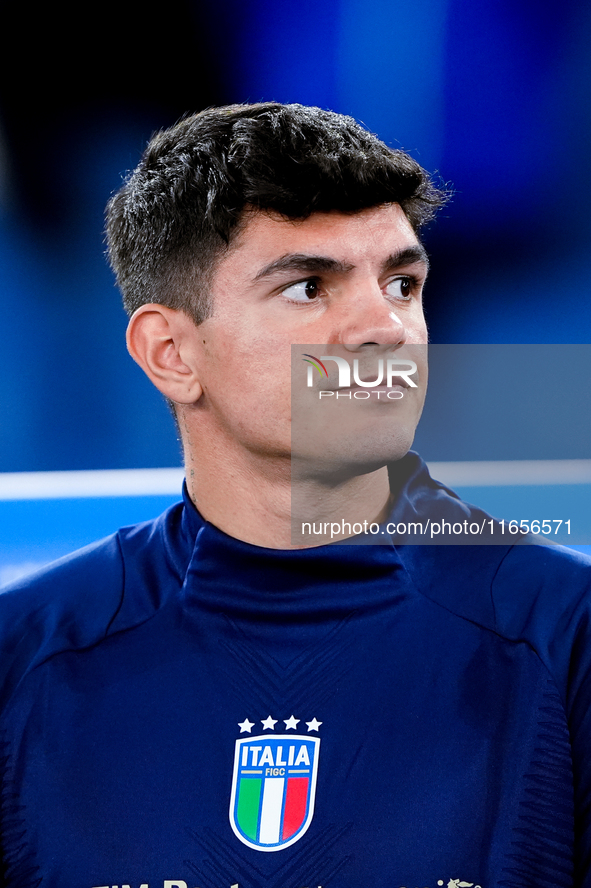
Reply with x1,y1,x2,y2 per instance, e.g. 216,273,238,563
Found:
219,204,421,278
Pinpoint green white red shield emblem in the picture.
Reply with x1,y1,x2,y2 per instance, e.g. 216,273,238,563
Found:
229,734,320,851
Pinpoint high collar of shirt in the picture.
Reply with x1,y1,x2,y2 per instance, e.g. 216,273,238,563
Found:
178,450,465,553
154,452,465,619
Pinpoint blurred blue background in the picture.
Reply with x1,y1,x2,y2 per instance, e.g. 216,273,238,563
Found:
1,0,590,472
1,0,590,578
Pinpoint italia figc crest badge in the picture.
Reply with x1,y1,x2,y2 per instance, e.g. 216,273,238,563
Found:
229,715,321,852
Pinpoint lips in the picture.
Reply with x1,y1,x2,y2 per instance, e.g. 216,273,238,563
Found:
343,385,406,398
332,373,414,393
321,382,411,394
354,375,411,389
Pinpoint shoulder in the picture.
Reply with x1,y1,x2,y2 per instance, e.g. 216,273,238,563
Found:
0,533,124,709
0,502,185,709
399,540,591,697
491,542,591,683
394,454,591,656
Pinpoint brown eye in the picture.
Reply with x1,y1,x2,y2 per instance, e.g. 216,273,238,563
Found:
282,279,320,302
385,277,412,300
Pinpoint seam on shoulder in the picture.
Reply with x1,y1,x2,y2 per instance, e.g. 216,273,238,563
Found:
488,543,516,634
489,543,574,712
104,532,127,638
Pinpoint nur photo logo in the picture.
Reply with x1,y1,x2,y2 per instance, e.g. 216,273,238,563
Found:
302,354,418,400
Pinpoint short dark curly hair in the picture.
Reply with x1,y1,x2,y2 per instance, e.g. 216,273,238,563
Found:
106,102,449,324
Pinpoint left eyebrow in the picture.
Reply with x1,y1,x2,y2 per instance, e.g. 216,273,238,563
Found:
381,245,430,275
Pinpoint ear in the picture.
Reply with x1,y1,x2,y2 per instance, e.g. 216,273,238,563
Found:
126,304,203,404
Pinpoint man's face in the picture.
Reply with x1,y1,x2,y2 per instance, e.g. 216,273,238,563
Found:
189,203,429,472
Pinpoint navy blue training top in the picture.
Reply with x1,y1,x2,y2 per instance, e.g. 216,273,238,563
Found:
1,453,591,888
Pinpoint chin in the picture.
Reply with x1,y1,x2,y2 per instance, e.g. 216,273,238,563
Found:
291,436,415,481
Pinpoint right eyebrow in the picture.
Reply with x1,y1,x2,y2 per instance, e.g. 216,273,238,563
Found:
252,253,356,282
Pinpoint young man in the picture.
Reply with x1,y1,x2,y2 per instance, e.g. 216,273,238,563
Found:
1,103,590,888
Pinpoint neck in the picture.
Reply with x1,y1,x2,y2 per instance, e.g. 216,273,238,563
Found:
184,443,392,550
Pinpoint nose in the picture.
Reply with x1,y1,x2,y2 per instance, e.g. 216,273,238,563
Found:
336,285,407,350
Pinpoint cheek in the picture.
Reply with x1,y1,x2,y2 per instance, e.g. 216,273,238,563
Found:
201,327,254,381
409,312,428,344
